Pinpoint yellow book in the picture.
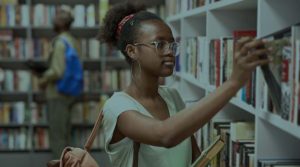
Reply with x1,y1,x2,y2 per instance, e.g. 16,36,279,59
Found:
191,135,225,167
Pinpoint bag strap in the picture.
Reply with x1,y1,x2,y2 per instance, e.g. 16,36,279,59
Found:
84,110,103,151
133,142,140,167
84,109,140,167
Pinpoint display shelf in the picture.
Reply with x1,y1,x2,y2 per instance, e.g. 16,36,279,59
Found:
166,0,300,166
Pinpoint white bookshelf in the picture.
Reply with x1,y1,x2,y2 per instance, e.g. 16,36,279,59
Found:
166,0,300,166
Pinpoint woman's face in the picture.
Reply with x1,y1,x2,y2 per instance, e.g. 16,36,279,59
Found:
133,20,176,77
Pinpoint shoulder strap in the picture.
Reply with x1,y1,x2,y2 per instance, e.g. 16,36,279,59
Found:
84,110,103,151
84,109,140,166
133,142,140,167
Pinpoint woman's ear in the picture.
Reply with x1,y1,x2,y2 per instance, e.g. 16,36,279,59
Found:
125,44,137,60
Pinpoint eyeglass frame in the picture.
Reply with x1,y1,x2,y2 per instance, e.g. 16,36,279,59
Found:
132,40,180,55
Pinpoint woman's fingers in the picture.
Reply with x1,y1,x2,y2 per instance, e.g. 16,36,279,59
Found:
235,37,253,52
244,47,271,63
247,58,271,69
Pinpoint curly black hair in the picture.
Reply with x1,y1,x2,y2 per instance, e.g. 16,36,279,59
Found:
98,2,163,64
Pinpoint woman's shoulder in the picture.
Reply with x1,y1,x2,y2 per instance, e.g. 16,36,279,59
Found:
103,91,139,115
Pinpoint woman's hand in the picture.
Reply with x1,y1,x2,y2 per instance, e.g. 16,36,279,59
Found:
229,37,271,88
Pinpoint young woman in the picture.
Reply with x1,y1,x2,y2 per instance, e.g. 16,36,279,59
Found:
98,2,271,167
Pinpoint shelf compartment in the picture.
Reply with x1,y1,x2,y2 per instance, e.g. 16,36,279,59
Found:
208,0,257,11
183,6,207,19
166,14,182,23
180,73,207,91
257,111,300,139
230,97,256,115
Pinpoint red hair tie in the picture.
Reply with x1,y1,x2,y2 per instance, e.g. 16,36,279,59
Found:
116,14,135,39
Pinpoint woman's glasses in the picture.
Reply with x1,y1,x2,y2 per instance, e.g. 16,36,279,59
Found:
133,40,180,56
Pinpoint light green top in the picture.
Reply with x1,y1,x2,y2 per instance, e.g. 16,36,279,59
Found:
102,86,192,167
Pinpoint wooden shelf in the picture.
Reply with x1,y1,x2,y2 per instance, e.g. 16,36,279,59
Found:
0,124,30,128
31,27,100,38
0,58,128,70
109,0,164,7
0,149,30,153
0,91,113,102
31,0,99,5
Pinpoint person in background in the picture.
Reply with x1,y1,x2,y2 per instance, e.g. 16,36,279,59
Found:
37,8,81,159
98,2,271,167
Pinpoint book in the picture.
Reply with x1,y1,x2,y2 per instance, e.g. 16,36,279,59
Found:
25,59,49,74
191,135,225,167
260,38,290,114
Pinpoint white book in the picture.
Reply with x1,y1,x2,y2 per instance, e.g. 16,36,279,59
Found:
8,5,15,26
20,5,29,26
73,5,85,27
230,122,255,141
295,40,300,125
86,4,96,27
4,70,14,91
14,102,25,124
33,4,45,26
17,70,30,91
88,39,100,59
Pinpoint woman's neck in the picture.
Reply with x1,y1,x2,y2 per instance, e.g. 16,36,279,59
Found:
126,75,160,99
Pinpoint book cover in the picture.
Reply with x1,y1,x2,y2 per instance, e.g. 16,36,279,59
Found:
191,135,225,167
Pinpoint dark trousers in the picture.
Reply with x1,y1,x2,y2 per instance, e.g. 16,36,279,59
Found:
47,98,74,159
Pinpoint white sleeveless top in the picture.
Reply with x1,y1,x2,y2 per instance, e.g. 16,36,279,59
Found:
102,86,192,167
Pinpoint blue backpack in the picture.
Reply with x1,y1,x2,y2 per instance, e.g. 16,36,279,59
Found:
56,38,83,96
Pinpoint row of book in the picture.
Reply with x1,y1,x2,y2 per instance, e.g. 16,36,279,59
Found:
0,2,109,27
0,68,130,92
0,98,108,125
0,128,30,150
181,24,300,125
189,119,299,167
0,37,104,60
257,24,300,125
0,126,105,150
182,33,256,106
194,121,255,167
